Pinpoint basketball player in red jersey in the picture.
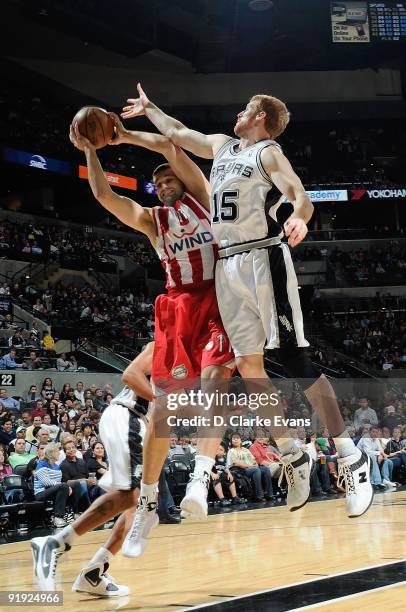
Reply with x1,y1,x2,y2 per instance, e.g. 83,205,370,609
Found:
69,117,234,558
121,84,373,520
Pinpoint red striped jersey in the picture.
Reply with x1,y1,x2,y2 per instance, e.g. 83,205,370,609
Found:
152,193,217,291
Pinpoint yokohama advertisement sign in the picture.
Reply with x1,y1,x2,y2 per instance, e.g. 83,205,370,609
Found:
351,188,406,201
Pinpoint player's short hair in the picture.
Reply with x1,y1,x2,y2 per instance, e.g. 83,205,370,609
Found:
250,94,290,139
152,163,172,181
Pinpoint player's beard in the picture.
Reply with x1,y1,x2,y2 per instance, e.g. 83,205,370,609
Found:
162,189,183,207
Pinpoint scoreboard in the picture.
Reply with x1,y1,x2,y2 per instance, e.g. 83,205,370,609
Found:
369,2,406,41
331,1,406,42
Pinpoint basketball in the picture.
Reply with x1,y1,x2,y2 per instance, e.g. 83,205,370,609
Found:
72,106,114,149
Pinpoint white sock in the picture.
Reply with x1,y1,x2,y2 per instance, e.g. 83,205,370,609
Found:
86,546,114,568
194,455,215,475
334,430,358,458
140,481,158,502
56,524,78,547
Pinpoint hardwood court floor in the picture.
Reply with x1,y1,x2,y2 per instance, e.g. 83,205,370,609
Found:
0,491,405,612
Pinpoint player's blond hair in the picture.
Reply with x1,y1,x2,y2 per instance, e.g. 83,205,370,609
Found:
250,94,290,139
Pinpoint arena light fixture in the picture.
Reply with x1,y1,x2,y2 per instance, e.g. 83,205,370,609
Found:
248,0,273,11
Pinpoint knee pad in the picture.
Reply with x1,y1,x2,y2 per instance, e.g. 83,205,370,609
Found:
275,347,320,388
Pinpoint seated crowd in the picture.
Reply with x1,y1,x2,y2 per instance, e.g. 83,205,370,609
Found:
0,378,115,527
0,281,155,355
0,218,155,267
320,309,406,371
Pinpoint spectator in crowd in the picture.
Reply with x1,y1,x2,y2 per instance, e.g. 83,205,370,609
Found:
250,435,281,481
31,399,47,419
227,433,274,502
8,438,35,469
353,398,379,430
42,329,55,354
60,383,72,402
24,351,44,370
34,442,71,528
0,314,17,330
81,423,93,451
34,428,51,449
84,440,108,481
306,432,336,496
357,426,396,490
0,347,26,369
211,443,245,506
92,388,104,411
382,405,404,431
47,400,59,425
0,389,20,414
88,384,97,398
58,434,81,462
168,433,186,458
41,377,56,400
58,413,70,434
103,384,112,397
315,434,344,493
0,419,16,446
68,420,77,436
341,406,355,429
21,410,33,427
27,332,41,350
385,427,406,482
8,328,26,348
0,444,13,480
74,382,85,405
40,418,59,441
25,415,43,442
24,442,47,479
60,440,101,514
56,353,75,372
8,425,32,454
25,384,42,405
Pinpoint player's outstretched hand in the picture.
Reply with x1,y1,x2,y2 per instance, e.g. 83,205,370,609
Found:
108,112,128,145
121,82,149,119
69,123,95,152
284,217,308,247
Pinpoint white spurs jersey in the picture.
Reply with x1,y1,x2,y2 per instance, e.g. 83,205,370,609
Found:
209,138,283,246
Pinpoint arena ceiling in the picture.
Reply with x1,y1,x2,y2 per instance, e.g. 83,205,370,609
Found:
5,0,406,74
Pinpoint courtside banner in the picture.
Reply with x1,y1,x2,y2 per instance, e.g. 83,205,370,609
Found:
2,147,71,175
78,165,137,191
283,189,348,203
350,187,406,200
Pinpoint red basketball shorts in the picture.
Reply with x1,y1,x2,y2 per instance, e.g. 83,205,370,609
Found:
152,283,234,392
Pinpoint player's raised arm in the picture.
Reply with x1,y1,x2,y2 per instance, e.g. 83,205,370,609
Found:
121,83,230,159
122,341,154,402
69,123,156,245
109,113,210,210
261,147,314,247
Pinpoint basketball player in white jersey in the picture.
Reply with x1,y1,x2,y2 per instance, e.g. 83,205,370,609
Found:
31,343,153,595
67,119,234,558
121,84,373,518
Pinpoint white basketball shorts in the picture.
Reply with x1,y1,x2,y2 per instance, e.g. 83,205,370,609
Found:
215,243,309,357
99,387,147,492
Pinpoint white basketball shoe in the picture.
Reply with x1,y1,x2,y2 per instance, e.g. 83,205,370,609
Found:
180,471,210,519
337,450,374,517
279,449,312,512
72,562,129,597
121,496,159,558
